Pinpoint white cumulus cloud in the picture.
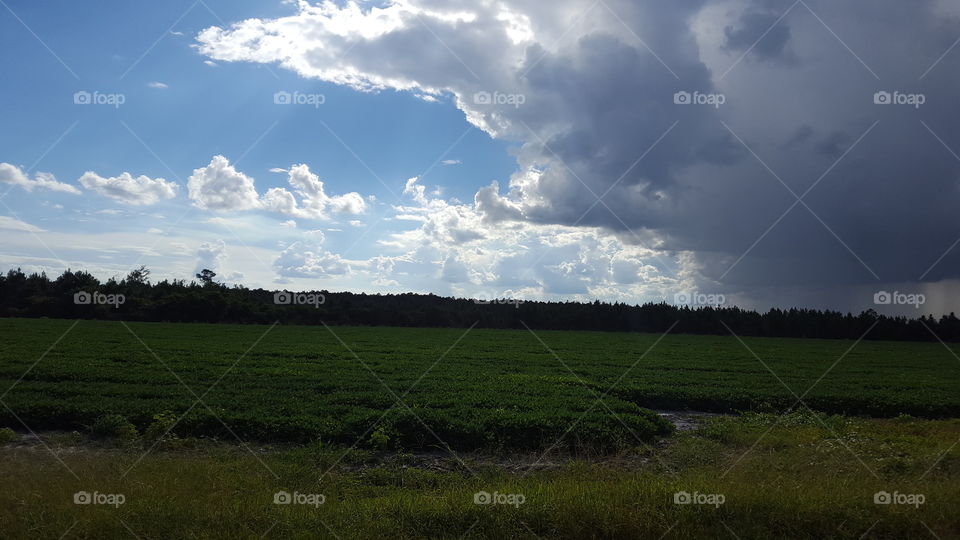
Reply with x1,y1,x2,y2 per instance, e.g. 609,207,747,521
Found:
262,163,366,218
0,163,80,194
274,238,351,278
188,155,262,211
189,156,367,220
79,171,178,205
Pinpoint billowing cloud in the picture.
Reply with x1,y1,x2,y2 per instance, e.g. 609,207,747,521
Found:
475,181,522,224
79,171,178,205
262,164,367,218
0,163,80,194
368,173,682,303
190,156,367,220
188,155,261,211
196,0,960,311
273,231,351,278
723,7,796,64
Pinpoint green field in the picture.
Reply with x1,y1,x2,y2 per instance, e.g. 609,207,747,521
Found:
1,318,959,452
2,318,960,538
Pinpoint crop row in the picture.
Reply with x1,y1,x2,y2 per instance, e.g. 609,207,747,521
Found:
0,318,957,451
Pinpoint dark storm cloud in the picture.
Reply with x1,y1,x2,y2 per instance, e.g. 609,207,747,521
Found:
780,125,813,150
813,131,852,158
724,10,796,64
504,0,960,298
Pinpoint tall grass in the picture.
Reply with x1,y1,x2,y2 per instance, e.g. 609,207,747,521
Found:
0,413,957,538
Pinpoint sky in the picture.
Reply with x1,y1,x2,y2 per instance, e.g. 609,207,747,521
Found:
2,0,960,316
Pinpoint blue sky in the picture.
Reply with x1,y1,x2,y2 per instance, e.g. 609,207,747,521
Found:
3,0,960,315
1,0,519,294
0,1,514,222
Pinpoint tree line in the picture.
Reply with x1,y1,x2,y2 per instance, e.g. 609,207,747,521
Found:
1,266,958,342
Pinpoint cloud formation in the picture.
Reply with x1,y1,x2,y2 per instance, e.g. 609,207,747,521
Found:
0,216,45,233
273,230,351,278
196,0,960,310
262,164,367,218
0,163,80,194
374,175,680,302
79,171,178,205
188,155,261,211
189,155,367,219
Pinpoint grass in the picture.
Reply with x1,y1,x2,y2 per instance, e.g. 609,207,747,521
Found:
0,412,957,538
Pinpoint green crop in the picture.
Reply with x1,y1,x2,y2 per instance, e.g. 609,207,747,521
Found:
1,318,958,453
